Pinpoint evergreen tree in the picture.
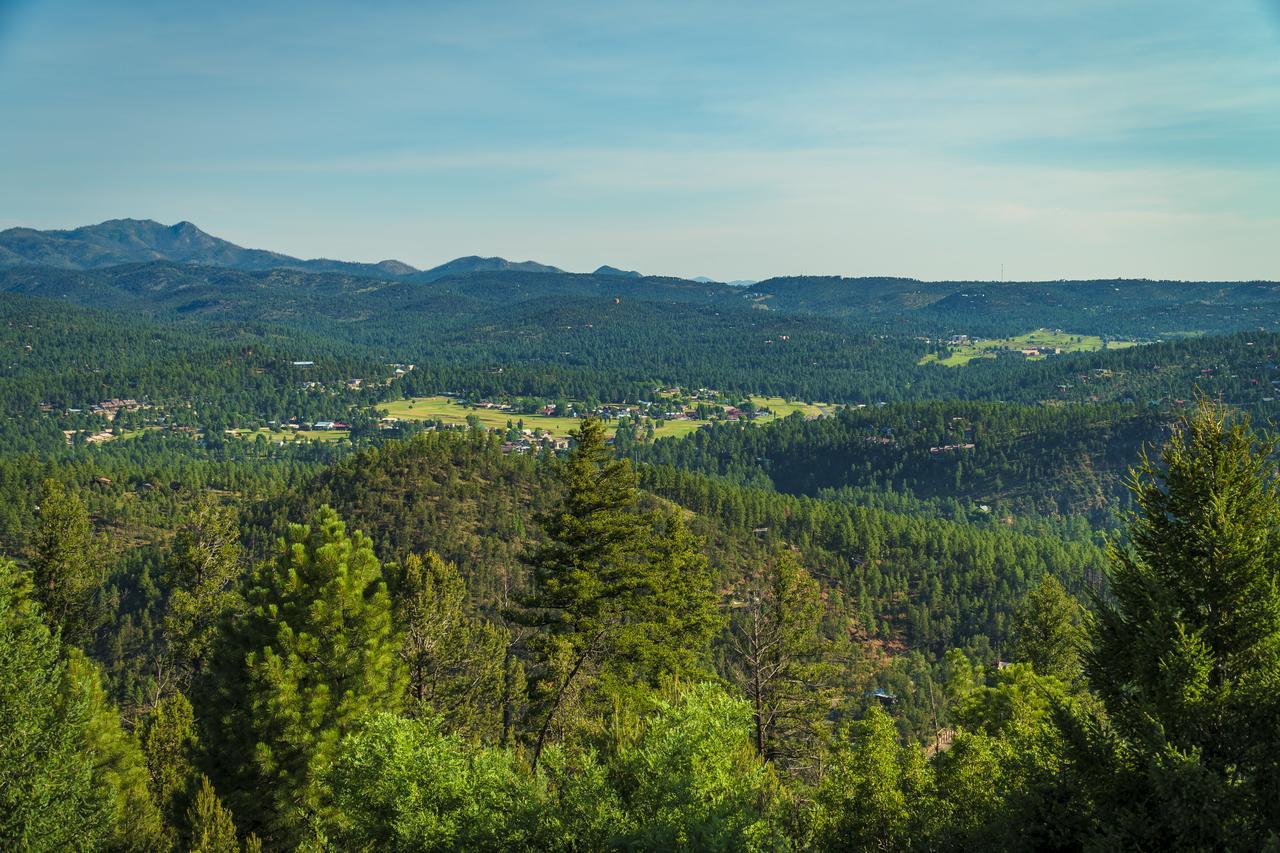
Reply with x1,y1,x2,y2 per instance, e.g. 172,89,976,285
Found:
727,550,845,775
1010,575,1084,681
210,505,405,846
0,558,108,850
611,684,777,851
164,498,245,684
142,691,200,831
393,551,507,741
518,418,717,769
30,479,101,647
61,647,167,851
327,713,548,851
187,775,240,853
1085,401,1280,847
810,705,932,851
602,508,720,704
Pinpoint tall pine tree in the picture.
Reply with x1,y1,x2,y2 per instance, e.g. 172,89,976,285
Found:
164,497,245,685
0,558,108,849
208,505,404,847
1084,401,1280,847
518,418,717,769
727,550,846,776
30,479,101,647
393,551,507,741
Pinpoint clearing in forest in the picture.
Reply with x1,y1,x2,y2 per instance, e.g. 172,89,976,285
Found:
918,329,1140,367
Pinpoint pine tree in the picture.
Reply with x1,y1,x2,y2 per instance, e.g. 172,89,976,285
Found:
811,705,931,851
0,558,108,850
142,690,200,830
187,775,239,853
164,497,245,683
1085,401,1280,846
518,418,717,769
609,508,719,694
30,479,101,647
1010,575,1084,681
61,647,167,851
211,505,405,846
727,550,845,776
393,551,507,740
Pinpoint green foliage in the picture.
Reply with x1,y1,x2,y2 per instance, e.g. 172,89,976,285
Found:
810,705,931,851
0,558,107,850
8,258,1280,851
1084,401,1280,847
636,400,1164,524
641,462,1105,656
164,498,245,682
186,775,240,853
61,647,167,851
1010,575,1085,680
519,418,719,766
611,684,778,852
328,713,546,851
392,551,507,741
142,691,200,829
211,505,405,846
727,550,847,775
31,479,102,646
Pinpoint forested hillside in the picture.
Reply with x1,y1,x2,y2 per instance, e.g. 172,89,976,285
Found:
634,401,1169,523
3,233,1280,850
5,404,1280,850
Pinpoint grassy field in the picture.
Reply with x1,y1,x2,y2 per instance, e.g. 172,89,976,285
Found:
379,394,832,439
919,330,1139,367
380,397,586,437
750,396,829,418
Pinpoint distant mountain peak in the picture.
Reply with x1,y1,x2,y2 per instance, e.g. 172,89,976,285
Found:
594,265,642,278
0,219,419,279
416,255,563,281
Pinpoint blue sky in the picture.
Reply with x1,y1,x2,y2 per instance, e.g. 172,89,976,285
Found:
2,0,1279,280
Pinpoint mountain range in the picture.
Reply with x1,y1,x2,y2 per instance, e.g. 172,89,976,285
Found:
4,218,1280,340
0,219,575,282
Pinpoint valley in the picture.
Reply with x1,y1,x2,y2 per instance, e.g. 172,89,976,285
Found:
1,219,1276,850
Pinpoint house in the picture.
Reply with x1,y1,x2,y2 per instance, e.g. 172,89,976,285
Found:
312,421,337,430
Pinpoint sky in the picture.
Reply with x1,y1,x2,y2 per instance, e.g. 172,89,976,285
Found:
2,0,1279,281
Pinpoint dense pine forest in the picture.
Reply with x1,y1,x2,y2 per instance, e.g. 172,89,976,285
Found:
3,240,1280,850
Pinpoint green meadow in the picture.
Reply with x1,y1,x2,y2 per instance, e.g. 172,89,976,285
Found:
919,329,1140,367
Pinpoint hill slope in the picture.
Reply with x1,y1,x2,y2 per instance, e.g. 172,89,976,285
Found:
0,218,419,278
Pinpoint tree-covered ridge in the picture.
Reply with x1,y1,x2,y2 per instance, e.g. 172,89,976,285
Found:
9,265,1280,423
745,275,1280,337
634,401,1170,523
